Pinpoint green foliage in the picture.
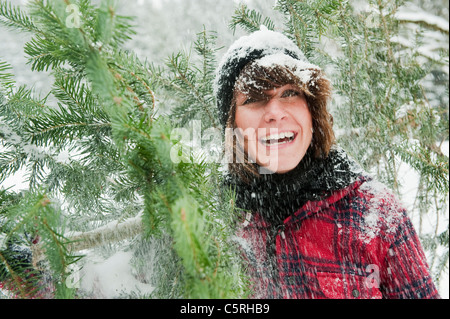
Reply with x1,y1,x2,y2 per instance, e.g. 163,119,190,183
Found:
152,27,221,129
0,0,246,298
1,188,80,298
229,3,276,34
0,0,39,33
275,0,341,58
83,20,246,296
0,190,32,295
0,60,14,91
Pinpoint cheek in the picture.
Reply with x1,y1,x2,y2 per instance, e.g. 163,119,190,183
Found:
234,109,252,141
234,112,244,130
304,116,313,140
234,108,251,131
234,109,260,143
296,105,313,135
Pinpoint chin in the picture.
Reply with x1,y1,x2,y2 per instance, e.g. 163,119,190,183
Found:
258,158,301,174
274,164,297,174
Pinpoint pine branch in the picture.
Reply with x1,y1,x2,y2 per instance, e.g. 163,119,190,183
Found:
0,59,15,91
0,0,245,299
69,215,143,251
0,251,32,298
84,39,245,296
274,0,340,56
0,189,39,298
0,151,26,184
158,29,221,129
193,28,220,94
229,4,275,34
394,142,449,194
0,0,41,34
396,12,449,35
94,0,136,47
1,189,79,297
1,86,46,125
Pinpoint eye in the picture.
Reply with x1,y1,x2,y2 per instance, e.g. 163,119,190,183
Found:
239,96,265,106
242,97,257,105
281,89,302,98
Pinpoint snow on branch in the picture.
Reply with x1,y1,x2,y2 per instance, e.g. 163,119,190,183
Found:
395,9,449,35
32,215,143,268
67,215,143,252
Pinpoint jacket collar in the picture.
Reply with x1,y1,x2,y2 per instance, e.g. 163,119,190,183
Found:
285,174,368,226
229,147,367,229
243,174,368,230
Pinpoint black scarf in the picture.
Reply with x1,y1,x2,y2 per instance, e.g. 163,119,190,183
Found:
224,147,362,226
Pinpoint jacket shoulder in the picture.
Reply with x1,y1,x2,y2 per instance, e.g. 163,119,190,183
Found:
352,176,409,245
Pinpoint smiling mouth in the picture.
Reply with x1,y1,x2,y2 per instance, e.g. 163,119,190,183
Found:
260,131,296,146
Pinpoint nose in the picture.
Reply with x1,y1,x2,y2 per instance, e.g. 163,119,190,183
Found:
263,98,287,123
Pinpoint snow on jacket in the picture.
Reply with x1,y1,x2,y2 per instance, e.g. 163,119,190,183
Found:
236,174,440,299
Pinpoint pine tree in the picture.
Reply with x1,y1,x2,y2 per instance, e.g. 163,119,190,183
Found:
1,0,247,298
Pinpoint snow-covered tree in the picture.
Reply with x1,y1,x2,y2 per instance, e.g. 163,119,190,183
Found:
0,0,247,298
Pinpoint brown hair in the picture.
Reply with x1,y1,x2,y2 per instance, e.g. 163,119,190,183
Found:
225,62,335,181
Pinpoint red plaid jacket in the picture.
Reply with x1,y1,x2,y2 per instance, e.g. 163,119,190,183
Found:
237,175,440,299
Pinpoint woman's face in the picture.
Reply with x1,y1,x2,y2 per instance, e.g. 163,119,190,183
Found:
234,84,313,174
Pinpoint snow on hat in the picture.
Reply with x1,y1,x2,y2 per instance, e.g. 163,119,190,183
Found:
214,26,321,128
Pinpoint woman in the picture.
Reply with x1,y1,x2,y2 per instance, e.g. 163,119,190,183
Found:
215,27,440,299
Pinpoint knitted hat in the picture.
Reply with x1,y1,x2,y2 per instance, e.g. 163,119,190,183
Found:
214,26,322,128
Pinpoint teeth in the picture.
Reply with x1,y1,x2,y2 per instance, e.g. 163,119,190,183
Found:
262,131,294,141
261,131,295,145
